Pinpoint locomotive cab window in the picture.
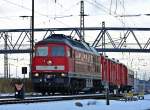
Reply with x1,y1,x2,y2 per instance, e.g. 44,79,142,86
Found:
51,46,65,56
36,47,48,56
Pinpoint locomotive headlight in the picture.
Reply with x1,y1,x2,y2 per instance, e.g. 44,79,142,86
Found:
34,73,39,77
61,73,66,77
47,75,52,78
47,60,52,65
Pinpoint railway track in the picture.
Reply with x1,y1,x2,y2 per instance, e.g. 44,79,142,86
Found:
0,94,122,105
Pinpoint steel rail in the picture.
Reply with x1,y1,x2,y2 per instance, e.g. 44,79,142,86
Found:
0,94,121,105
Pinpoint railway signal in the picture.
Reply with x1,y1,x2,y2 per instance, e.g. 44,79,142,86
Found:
22,67,27,98
22,67,27,74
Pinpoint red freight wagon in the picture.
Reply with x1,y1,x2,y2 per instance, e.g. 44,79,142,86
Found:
122,64,128,86
100,55,111,83
100,55,134,93
118,63,133,92
117,63,122,87
100,54,106,81
111,59,116,86
116,62,120,86
106,58,111,83
109,59,114,85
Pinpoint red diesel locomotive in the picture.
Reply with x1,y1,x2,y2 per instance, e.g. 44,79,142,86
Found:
31,34,134,95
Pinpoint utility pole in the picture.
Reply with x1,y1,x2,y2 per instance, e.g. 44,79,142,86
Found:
80,0,85,42
31,0,34,79
102,21,106,55
8,63,10,78
20,16,32,79
20,0,34,79
98,21,109,105
104,61,110,105
4,33,8,78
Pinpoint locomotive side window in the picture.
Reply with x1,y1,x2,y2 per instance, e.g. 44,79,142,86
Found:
67,50,70,57
67,48,73,58
51,46,65,56
36,47,48,56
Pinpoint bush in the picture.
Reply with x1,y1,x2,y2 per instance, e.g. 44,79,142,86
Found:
0,78,33,93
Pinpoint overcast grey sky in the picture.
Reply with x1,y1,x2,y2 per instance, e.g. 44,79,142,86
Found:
0,0,150,28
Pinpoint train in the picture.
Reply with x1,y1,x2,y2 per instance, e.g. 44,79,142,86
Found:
31,34,134,95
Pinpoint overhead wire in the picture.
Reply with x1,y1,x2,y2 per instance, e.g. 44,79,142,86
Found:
45,0,81,27
114,0,118,14
63,1,80,13
85,0,127,26
0,0,125,27
109,0,112,15
54,19,72,27
84,0,108,14
1,0,80,27
1,0,48,17
2,0,31,11
1,0,149,28
47,0,80,27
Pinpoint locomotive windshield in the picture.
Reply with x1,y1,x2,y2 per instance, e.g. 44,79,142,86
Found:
36,47,48,56
51,46,65,56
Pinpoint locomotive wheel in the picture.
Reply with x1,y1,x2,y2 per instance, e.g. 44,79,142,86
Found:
47,92,51,95
52,91,55,95
42,92,46,96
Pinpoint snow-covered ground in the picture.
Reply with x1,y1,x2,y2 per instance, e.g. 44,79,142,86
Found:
0,95,150,110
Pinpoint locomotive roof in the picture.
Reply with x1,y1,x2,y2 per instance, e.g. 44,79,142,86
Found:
36,34,99,55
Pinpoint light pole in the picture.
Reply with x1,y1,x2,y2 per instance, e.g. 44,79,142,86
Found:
8,63,13,78
20,15,32,79
13,58,18,78
16,65,18,78
31,0,34,79
9,58,18,78
32,0,34,62
102,80,110,105
104,60,109,105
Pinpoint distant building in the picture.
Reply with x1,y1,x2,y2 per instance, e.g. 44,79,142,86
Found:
134,78,150,93
134,79,145,93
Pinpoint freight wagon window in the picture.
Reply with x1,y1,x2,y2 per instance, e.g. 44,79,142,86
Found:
51,46,65,56
36,47,48,56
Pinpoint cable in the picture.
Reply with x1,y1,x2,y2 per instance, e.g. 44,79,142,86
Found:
109,0,112,15
85,0,127,26
2,0,31,11
54,19,72,27
85,0,108,14
63,1,80,13
2,0,47,17
114,0,118,14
